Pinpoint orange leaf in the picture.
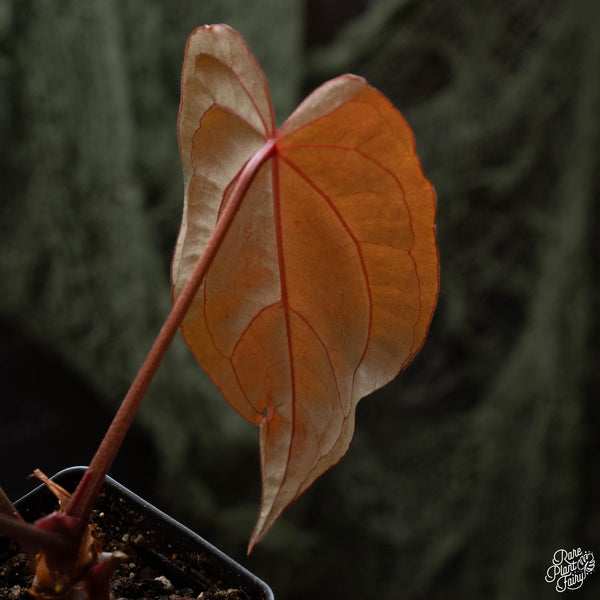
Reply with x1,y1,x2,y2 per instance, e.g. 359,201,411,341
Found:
172,25,439,552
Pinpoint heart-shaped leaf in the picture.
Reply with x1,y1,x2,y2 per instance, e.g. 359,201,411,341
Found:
172,24,439,551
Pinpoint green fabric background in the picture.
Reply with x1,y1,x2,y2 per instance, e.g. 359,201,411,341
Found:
1,1,598,598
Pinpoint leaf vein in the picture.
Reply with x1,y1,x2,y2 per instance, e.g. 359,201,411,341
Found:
278,152,373,396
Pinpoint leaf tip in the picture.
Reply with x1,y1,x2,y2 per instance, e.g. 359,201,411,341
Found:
246,512,270,555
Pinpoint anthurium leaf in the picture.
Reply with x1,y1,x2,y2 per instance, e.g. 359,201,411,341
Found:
172,24,439,552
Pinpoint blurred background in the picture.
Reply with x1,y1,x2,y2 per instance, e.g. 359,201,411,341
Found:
1,0,598,598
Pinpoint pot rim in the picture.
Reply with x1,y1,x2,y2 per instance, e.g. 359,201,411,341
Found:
13,465,275,600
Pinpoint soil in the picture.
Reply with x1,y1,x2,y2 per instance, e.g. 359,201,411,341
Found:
0,487,252,600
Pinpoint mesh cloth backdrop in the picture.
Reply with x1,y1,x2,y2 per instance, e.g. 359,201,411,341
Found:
1,1,599,599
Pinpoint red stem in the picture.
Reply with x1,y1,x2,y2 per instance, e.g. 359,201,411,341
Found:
0,487,39,568
66,139,277,528
0,485,21,520
0,513,73,555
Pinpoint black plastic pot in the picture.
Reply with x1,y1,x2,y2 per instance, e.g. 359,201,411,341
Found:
1,466,274,599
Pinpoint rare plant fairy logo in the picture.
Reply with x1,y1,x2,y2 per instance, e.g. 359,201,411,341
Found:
545,548,595,592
